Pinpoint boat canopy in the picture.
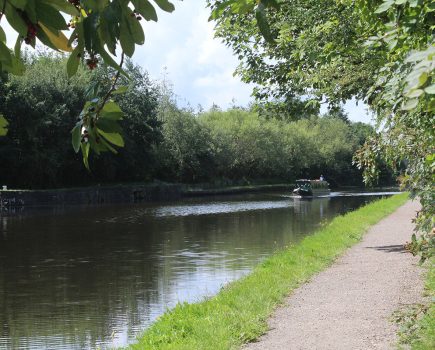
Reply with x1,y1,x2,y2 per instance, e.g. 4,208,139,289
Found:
295,179,329,189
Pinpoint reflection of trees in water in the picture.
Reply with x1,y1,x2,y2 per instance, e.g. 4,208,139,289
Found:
0,195,376,349
0,212,163,349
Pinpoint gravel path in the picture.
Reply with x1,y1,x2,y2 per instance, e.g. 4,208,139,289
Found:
246,200,425,350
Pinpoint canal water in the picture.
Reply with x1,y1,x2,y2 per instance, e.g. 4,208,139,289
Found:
0,191,398,349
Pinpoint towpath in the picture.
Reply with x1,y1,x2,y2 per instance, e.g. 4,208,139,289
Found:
246,200,425,350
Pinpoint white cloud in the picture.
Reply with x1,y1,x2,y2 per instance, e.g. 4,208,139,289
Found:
133,1,253,110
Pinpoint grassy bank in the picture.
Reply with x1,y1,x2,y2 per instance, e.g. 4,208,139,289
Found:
126,193,409,350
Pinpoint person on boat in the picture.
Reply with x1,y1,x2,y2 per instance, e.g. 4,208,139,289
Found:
320,175,325,181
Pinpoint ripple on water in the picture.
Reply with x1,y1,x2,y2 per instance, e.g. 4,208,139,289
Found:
153,201,293,217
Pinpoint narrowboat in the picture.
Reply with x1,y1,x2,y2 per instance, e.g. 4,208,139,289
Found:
292,179,330,197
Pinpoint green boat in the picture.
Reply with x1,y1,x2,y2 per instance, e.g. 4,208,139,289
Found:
292,179,330,197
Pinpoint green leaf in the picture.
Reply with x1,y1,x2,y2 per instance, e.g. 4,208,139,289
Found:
25,0,37,23
40,0,80,16
255,3,275,43
100,101,124,120
67,46,81,78
14,37,22,58
101,101,122,113
99,5,119,55
133,0,158,21
9,0,26,9
5,3,28,36
424,85,435,94
98,135,118,154
83,13,99,52
0,114,8,136
425,153,435,166
36,2,68,31
39,23,72,52
96,118,123,133
100,112,124,121
71,124,82,153
0,26,6,43
418,72,428,87
153,0,175,12
0,41,12,65
374,1,395,14
126,9,145,45
401,98,419,110
98,129,125,147
81,142,90,170
120,18,136,57
35,25,60,51
395,0,407,4
405,89,423,98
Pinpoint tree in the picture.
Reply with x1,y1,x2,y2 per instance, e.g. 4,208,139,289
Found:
0,53,162,188
156,103,216,183
208,0,381,103
250,96,320,122
0,0,175,166
209,0,434,258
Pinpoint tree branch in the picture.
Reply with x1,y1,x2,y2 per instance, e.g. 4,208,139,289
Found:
97,51,125,116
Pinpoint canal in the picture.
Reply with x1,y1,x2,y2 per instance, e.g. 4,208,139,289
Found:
0,191,398,349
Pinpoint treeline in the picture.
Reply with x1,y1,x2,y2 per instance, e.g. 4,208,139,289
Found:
0,54,384,189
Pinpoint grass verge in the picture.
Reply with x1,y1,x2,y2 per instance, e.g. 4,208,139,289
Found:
126,193,409,350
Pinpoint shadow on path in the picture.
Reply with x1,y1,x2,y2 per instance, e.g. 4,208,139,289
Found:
366,244,408,253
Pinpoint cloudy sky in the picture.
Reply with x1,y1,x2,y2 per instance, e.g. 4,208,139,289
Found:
2,1,373,123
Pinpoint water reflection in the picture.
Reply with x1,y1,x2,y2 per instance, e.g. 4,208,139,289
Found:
0,192,395,349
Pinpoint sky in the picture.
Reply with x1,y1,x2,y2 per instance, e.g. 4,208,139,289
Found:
2,1,373,124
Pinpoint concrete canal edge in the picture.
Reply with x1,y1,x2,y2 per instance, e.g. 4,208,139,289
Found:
0,183,292,207
0,183,184,207
125,193,421,349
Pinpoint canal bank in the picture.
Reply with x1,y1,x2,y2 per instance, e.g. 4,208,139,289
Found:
0,183,291,208
0,183,184,207
126,193,420,349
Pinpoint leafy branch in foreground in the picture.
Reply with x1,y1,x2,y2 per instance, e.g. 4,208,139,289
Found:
71,54,126,170
0,0,175,167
